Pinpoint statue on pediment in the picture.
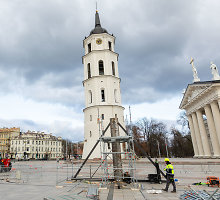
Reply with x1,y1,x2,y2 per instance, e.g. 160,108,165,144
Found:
210,62,220,80
190,58,200,82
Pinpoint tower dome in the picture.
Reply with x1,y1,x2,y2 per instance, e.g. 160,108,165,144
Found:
90,11,108,35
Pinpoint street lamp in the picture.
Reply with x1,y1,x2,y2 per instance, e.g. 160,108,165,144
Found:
15,139,17,160
71,142,73,160
65,139,68,160
36,135,39,160
24,139,27,160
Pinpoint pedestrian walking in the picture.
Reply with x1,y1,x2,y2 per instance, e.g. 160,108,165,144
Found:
162,158,176,193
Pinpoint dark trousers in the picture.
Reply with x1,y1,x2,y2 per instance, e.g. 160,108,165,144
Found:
165,175,176,191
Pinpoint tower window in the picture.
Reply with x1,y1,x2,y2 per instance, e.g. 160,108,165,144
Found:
88,43,91,53
101,89,105,102
108,41,112,51
90,115,92,121
99,60,104,75
90,131,92,137
112,62,115,76
87,63,91,78
114,89,118,103
101,114,104,120
89,90,92,103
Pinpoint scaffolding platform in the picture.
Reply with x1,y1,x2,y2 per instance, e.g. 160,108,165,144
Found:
100,136,132,143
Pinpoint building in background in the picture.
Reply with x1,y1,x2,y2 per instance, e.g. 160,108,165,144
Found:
0,127,20,158
82,11,126,159
10,131,62,160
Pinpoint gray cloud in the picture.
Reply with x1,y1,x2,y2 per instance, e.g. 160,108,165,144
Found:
1,0,220,108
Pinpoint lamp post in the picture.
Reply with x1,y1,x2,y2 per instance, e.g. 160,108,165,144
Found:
165,137,169,158
16,139,17,160
24,139,27,160
36,135,38,160
71,142,73,160
77,142,78,158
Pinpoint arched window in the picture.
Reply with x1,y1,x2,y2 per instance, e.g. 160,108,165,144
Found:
114,89,118,103
99,60,104,75
112,62,115,76
90,131,92,137
108,41,112,51
88,43,91,53
101,89,105,102
87,63,91,78
89,90,92,103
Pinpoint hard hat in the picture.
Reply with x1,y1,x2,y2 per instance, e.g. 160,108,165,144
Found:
164,158,170,162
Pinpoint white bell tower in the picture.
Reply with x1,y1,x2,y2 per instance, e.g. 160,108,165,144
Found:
82,11,125,159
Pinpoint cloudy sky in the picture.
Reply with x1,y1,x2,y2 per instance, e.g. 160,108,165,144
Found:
0,0,220,141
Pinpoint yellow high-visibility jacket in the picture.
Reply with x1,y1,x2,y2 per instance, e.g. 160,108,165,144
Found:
164,164,174,176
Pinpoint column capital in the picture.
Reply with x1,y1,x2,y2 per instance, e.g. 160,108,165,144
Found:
210,100,219,106
204,104,210,108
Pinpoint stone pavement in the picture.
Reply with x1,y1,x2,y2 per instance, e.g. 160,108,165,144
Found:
0,158,219,200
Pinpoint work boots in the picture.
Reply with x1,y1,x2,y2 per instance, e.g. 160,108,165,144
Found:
171,190,176,193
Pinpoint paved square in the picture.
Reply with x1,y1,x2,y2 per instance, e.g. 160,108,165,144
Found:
0,158,220,200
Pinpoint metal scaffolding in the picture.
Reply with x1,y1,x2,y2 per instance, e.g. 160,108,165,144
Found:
100,118,137,187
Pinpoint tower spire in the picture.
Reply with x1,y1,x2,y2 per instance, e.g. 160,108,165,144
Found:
90,9,108,35
95,10,101,27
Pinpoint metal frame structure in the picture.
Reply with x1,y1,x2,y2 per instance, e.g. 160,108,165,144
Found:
73,118,167,183
100,135,137,187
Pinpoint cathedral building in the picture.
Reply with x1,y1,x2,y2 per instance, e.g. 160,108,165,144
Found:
180,61,220,158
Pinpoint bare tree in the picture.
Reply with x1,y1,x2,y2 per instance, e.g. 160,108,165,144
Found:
133,118,167,157
170,128,193,157
177,111,189,132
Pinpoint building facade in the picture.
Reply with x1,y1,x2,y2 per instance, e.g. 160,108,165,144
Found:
82,11,125,159
10,131,62,160
180,62,220,158
0,127,20,158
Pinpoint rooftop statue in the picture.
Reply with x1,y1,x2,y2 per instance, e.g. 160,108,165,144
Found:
210,62,220,80
190,58,200,82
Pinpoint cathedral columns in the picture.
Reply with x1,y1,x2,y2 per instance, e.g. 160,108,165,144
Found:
187,115,199,157
188,103,220,158
191,112,204,156
210,101,220,146
204,105,220,157
179,65,220,158
196,110,211,157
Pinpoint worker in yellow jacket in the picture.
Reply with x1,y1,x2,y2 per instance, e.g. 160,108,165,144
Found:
163,158,176,193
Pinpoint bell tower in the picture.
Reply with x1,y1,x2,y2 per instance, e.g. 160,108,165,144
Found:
82,11,125,159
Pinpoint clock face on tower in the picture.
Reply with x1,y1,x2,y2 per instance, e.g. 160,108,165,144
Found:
96,38,102,45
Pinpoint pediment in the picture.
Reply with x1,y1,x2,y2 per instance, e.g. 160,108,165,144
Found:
188,88,206,101
180,83,211,109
